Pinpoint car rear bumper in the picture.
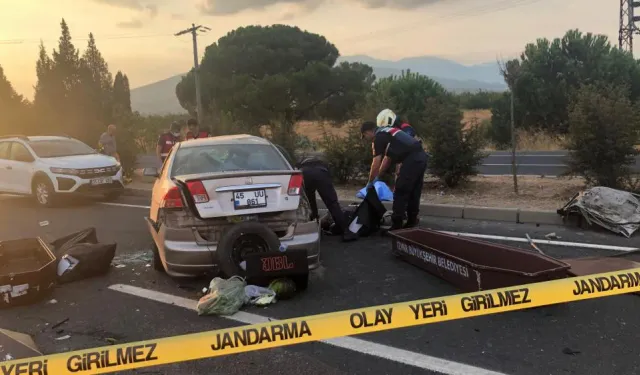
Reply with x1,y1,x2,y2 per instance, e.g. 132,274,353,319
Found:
146,218,321,278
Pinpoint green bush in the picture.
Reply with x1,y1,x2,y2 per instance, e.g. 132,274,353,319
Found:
567,83,640,189
318,126,371,184
425,95,487,187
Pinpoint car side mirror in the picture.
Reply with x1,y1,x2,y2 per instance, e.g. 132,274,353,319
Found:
143,167,159,178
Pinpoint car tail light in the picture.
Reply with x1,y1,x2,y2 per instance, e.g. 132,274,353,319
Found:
187,180,209,203
161,187,184,208
288,174,303,195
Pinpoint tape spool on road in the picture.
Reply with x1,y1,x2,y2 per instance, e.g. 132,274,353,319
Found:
3,268,639,375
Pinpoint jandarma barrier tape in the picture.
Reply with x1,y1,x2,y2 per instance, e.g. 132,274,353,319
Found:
3,268,640,375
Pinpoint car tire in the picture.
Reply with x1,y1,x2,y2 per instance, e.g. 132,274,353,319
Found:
32,176,57,207
151,243,165,272
217,221,281,278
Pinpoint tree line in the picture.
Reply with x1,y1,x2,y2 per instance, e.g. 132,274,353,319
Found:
1,22,638,190
0,19,138,173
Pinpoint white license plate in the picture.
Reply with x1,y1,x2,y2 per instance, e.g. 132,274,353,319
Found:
234,190,267,209
91,177,112,186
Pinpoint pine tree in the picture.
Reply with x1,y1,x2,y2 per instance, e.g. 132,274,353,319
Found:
113,71,132,116
80,32,113,125
0,65,26,133
51,19,81,96
34,41,55,112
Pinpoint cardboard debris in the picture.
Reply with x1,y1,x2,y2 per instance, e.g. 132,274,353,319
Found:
0,328,42,361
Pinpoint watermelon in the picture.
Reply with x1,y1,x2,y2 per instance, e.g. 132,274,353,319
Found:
268,278,297,300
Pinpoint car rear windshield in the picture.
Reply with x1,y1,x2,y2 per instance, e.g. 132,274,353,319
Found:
29,139,97,158
171,144,290,176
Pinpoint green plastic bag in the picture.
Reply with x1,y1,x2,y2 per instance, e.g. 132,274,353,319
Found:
196,276,247,316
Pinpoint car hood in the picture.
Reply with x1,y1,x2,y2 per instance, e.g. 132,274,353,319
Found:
41,154,118,168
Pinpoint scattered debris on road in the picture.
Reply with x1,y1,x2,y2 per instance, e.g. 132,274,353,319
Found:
52,228,116,284
0,328,42,362
558,187,640,237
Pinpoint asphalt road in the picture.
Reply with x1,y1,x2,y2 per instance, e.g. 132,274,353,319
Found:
135,151,640,177
1,193,639,375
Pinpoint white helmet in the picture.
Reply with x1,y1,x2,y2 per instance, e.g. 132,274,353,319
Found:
376,109,396,127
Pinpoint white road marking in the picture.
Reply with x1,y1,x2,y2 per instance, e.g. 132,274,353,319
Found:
99,202,150,209
109,284,507,375
436,230,638,252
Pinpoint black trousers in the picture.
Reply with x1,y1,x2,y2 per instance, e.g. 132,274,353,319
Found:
392,150,428,222
301,166,347,233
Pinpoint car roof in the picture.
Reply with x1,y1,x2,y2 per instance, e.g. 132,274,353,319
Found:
0,135,74,142
27,136,74,142
179,134,272,148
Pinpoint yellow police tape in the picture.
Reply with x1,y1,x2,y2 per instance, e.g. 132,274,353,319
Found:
3,267,640,375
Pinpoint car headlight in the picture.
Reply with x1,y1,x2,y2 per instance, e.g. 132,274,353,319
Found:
50,167,79,175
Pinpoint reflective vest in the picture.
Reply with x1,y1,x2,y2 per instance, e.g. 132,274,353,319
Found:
186,130,209,140
374,126,422,162
158,133,179,158
397,123,416,138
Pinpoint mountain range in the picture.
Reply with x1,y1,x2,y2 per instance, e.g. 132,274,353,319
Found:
130,55,507,115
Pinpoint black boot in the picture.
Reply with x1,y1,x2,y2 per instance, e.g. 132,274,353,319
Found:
342,230,358,242
381,217,404,236
404,215,420,229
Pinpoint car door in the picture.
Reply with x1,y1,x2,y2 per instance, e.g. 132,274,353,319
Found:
7,141,36,194
0,141,12,192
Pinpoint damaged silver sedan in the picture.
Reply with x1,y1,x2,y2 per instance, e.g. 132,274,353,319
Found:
143,135,320,278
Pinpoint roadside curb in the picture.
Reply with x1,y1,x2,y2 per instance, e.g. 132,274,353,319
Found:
123,186,565,226
315,199,565,226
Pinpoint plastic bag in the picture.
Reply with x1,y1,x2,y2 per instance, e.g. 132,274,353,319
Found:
196,276,247,316
245,285,276,306
356,181,393,201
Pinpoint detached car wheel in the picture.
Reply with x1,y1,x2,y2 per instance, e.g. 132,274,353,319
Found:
217,221,281,278
32,177,57,207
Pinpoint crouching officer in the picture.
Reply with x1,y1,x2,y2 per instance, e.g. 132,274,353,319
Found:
156,121,182,164
297,156,357,242
185,118,209,140
361,121,428,231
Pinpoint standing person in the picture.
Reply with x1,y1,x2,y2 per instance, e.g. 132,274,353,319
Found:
376,108,417,138
360,121,428,231
98,124,120,162
297,156,357,242
185,118,209,140
156,121,182,164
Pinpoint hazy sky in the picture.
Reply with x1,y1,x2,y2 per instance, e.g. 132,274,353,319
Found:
0,0,619,98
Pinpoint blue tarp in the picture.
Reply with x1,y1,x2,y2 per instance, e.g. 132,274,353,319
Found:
356,181,393,201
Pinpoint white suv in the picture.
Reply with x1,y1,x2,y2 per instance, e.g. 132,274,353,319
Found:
0,135,124,207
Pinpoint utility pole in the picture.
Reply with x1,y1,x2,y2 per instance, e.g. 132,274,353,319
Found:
175,24,211,130
619,0,640,52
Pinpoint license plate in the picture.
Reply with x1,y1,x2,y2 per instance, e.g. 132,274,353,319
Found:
234,190,266,209
91,177,112,186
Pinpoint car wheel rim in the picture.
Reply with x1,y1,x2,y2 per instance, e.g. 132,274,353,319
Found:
231,234,269,267
36,183,49,204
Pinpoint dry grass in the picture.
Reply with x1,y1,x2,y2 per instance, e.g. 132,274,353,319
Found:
484,128,567,151
333,175,585,211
